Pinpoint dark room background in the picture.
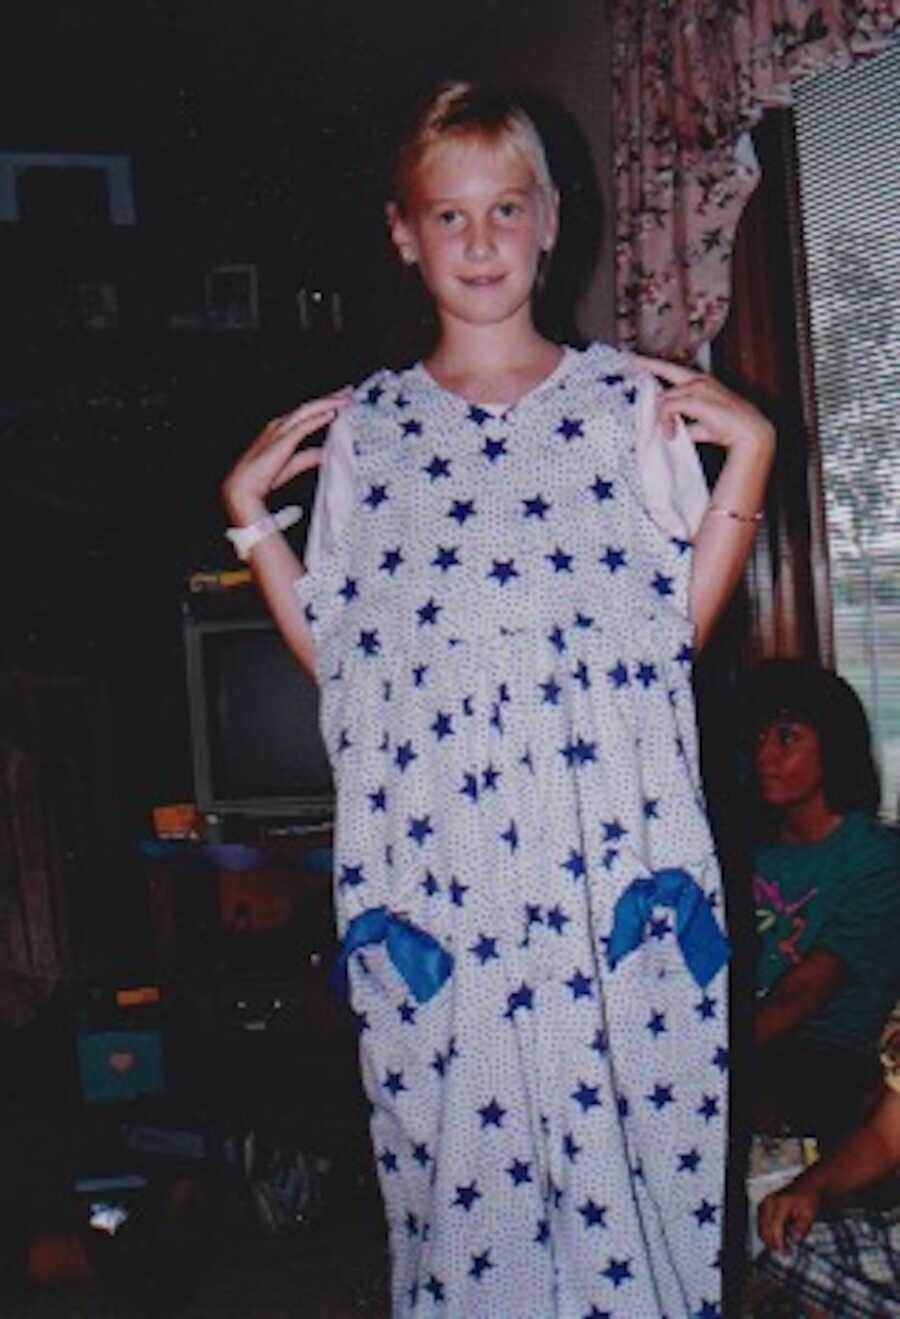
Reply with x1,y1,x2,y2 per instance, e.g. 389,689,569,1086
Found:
1,0,614,977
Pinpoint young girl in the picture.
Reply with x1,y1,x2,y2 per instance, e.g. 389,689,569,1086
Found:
223,83,774,1319
747,661,900,1147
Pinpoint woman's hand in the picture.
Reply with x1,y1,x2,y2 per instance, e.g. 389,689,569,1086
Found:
757,1181,821,1253
222,388,352,525
632,354,775,454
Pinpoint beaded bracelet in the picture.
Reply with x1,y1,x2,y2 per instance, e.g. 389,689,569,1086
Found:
706,503,764,524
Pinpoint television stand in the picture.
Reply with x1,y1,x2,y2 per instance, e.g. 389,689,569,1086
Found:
199,807,335,847
261,818,335,842
136,833,370,1164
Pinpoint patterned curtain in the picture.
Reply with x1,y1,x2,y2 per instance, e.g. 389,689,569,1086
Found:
611,1,899,359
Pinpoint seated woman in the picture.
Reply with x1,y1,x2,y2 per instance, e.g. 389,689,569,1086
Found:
755,1005,900,1318
747,659,900,1148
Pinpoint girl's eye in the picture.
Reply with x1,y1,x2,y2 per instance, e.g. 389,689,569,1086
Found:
755,721,804,749
496,201,523,220
436,209,461,227
774,722,805,748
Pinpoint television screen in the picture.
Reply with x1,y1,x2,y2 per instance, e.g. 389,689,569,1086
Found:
184,615,334,823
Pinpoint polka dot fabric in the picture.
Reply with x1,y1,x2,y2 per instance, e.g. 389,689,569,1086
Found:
296,343,727,1318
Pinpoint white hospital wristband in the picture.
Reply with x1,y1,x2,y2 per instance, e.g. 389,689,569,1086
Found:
224,505,303,561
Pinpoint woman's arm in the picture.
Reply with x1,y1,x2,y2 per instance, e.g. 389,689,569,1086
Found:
758,1085,900,1251
221,389,351,677
634,357,775,651
753,948,847,1048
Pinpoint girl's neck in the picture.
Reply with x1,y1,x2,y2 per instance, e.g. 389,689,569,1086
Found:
425,319,562,406
779,799,844,846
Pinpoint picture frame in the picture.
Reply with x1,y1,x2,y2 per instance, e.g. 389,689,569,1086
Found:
0,151,136,225
76,280,119,331
205,263,259,331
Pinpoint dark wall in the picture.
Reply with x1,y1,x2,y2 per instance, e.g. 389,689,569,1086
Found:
0,17,421,842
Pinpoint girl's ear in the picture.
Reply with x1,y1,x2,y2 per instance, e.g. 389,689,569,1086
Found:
386,201,418,265
540,187,561,255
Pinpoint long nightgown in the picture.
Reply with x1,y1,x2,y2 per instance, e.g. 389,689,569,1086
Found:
296,343,729,1319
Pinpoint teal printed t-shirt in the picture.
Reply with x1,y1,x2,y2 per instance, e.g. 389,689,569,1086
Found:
754,811,900,1053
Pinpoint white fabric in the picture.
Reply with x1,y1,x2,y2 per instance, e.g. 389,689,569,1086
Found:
633,375,709,539
304,364,709,571
303,409,357,572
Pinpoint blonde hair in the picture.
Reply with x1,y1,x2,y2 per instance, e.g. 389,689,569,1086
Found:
391,81,554,211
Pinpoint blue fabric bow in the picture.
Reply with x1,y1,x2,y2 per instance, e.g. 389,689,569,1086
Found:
606,867,730,989
331,907,454,1004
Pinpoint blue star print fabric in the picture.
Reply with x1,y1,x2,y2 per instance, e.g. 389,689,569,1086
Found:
296,343,728,1318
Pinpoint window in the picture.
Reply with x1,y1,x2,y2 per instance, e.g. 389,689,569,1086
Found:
793,47,900,819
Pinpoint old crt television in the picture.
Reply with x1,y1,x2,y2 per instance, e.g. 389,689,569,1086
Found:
183,613,334,833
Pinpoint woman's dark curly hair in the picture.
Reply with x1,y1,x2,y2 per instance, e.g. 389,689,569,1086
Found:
744,659,881,817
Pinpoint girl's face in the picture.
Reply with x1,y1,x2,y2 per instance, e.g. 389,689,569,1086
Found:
753,718,827,814
387,138,558,334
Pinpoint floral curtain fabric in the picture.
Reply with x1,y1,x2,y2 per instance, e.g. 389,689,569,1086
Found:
611,1,899,359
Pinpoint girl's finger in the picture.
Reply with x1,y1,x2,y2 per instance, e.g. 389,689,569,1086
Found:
765,1208,786,1245
253,401,344,455
269,446,325,490
259,389,351,439
288,388,353,421
763,1200,789,1253
277,403,343,434
659,379,725,408
792,1206,814,1242
679,423,713,443
658,390,736,430
280,395,351,436
237,389,351,478
630,353,702,387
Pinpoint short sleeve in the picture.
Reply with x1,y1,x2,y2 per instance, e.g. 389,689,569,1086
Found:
303,409,357,573
634,373,709,539
816,838,900,985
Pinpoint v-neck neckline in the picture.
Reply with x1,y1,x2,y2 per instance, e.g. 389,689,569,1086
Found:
412,345,577,416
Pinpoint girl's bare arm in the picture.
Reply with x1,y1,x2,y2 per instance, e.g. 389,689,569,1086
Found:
635,356,776,652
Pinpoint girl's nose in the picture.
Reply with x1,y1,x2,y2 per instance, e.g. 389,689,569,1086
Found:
465,218,496,259
755,729,778,769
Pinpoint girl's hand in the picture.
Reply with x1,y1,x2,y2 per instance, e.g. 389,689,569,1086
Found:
632,354,775,454
757,1182,821,1253
222,388,352,524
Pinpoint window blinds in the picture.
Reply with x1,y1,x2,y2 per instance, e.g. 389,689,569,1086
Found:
793,45,900,819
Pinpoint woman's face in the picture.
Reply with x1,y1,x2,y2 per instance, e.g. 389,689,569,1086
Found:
753,717,827,813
